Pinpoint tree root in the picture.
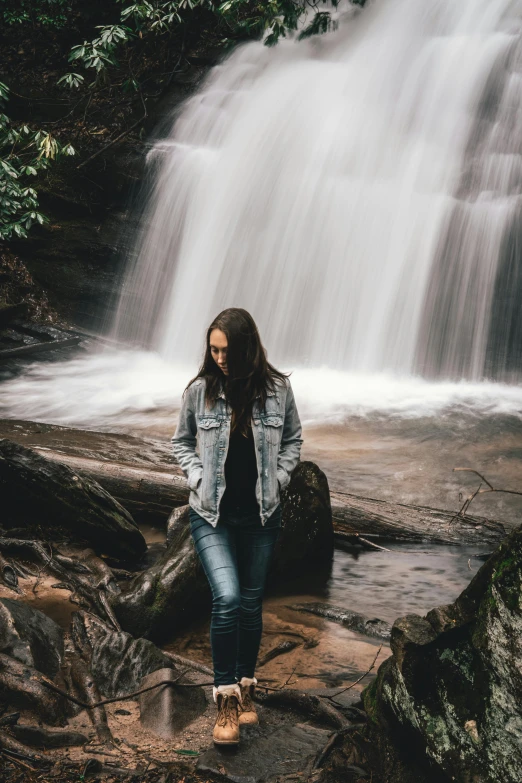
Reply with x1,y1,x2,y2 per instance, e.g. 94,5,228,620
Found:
257,689,349,729
0,729,51,769
0,653,67,726
0,538,119,629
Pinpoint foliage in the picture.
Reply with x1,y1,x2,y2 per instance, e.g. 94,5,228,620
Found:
60,0,343,84
0,0,358,242
0,83,75,240
0,0,73,29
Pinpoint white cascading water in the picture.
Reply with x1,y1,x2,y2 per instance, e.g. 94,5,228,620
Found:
113,0,522,378
1,0,522,430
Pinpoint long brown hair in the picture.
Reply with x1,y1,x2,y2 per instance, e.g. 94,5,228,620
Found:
186,308,288,434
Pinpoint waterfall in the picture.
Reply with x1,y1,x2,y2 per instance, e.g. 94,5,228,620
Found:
112,0,522,381
2,0,522,433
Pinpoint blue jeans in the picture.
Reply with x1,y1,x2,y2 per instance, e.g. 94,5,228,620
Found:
188,505,282,686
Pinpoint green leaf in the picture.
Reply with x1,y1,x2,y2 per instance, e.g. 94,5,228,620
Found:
173,749,200,756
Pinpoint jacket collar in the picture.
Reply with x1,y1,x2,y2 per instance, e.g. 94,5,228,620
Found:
217,388,276,400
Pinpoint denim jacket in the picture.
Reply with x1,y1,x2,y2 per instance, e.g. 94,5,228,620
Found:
171,376,303,527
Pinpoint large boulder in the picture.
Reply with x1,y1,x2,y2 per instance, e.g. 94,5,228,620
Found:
362,522,522,783
0,598,64,678
272,460,334,579
0,439,146,559
113,460,334,641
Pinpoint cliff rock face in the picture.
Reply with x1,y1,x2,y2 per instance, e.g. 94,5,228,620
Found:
363,524,522,783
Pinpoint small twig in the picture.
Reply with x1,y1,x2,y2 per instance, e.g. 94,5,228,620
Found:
280,665,298,689
357,536,391,552
449,468,522,527
0,749,39,771
82,746,120,757
326,644,383,702
39,668,212,709
453,468,495,490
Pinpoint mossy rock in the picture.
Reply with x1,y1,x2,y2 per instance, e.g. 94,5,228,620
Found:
361,524,522,783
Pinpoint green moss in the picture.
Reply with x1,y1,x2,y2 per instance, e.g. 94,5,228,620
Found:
492,551,518,582
362,677,380,724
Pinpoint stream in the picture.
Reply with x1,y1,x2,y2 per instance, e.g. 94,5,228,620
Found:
2,0,522,694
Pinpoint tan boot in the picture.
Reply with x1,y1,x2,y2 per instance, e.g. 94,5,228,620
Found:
238,676,259,726
213,684,241,745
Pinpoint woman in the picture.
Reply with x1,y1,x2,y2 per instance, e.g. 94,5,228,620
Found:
171,308,302,745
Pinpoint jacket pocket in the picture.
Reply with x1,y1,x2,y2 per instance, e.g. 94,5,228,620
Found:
197,415,221,448
261,414,283,445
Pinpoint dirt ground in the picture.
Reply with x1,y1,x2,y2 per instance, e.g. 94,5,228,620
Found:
0,571,387,782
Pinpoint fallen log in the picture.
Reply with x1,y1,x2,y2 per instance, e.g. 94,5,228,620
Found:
5,442,506,545
76,611,180,700
330,491,506,546
29,448,188,524
288,603,391,641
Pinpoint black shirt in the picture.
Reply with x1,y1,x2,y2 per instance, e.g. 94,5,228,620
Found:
219,423,259,516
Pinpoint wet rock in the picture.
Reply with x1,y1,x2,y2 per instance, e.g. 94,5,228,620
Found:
74,612,177,699
113,461,334,641
288,602,391,641
0,598,64,678
362,522,522,783
197,722,331,783
273,461,334,579
0,439,146,559
138,667,207,738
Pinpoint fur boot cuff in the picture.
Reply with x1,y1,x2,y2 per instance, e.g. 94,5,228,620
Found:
213,683,242,703
239,676,257,687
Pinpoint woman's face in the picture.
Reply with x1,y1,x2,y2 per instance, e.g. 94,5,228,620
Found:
210,328,228,375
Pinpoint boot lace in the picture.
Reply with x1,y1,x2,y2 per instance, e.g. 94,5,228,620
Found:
240,685,254,712
217,694,238,727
